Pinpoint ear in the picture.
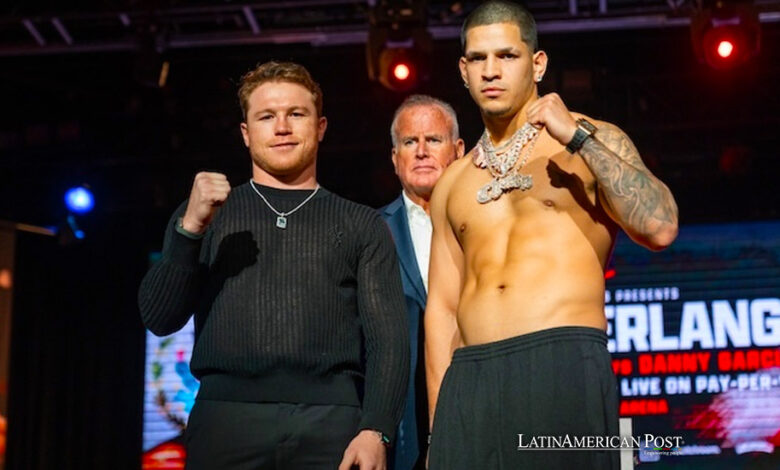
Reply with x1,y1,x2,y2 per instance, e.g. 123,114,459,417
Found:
532,50,548,82
317,116,328,142
455,138,466,159
458,56,469,86
391,147,399,173
240,121,250,148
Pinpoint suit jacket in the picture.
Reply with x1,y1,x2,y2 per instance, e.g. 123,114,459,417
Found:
380,195,428,470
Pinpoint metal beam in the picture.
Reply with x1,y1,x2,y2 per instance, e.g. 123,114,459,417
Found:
0,1,778,57
242,6,261,35
21,19,46,47
51,17,74,45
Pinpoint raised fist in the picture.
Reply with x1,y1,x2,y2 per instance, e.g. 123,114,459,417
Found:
181,172,231,234
526,93,578,147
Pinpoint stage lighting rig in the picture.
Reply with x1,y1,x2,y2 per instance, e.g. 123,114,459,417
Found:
691,0,761,69
366,0,432,91
134,20,170,88
57,185,93,244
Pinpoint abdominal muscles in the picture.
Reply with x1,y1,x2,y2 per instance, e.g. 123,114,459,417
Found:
456,214,610,346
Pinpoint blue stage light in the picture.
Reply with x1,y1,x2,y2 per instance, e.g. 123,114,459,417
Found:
64,187,94,214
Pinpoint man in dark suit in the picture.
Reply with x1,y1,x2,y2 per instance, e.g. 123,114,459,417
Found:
380,95,464,470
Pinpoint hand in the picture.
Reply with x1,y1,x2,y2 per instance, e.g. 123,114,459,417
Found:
338,429,387,470
181,172,231,234
526,93,578,147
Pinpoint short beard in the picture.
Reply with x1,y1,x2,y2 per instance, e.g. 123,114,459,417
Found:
251,153,300,179
483,105,513,118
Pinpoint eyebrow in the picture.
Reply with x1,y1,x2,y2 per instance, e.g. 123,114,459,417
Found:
402,133,446,140
465,46,520,58
251,106,311,117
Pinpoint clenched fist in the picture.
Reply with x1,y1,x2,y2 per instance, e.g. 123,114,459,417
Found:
181,172,231,234
525,93,578,147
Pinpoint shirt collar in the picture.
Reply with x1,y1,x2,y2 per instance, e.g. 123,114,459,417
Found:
402,191,428,220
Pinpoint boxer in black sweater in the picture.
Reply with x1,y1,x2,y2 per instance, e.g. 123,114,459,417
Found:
138,61,409,470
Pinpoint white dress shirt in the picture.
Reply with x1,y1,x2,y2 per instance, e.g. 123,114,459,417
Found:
402,192,432,293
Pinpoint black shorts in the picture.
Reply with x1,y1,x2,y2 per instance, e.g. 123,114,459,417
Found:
429,326,619,470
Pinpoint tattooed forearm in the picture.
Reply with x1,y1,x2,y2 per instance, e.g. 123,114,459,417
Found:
579,123,678,249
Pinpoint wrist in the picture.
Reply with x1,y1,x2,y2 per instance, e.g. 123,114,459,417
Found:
562,122,578,146
176,217,206,239
179,215,206,235
565,118,598,154
363,429,391,448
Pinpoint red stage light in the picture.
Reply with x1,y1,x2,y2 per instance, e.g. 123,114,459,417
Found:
690,2,760,69
393,63,411,81
365,6,432,93
716,40,734,58
373,48,420,91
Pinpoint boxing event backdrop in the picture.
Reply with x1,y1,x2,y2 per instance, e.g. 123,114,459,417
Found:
141,220,780,469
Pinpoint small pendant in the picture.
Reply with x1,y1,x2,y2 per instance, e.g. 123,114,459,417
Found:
276,216,287,229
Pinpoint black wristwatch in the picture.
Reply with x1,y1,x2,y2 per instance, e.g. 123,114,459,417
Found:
565,118,597,154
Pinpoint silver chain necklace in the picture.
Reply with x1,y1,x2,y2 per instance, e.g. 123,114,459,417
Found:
249,180,320,229
473,122,540,203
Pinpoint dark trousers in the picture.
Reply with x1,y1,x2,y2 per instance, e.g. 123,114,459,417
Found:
429,327,620,470
185,400,361,470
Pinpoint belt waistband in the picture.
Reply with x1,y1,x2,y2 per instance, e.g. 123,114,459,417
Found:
452,326,607,363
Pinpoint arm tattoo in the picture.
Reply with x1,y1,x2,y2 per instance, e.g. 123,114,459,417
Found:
579,123,678,243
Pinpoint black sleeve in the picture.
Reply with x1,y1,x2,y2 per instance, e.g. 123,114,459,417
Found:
355,212,410,444
137,202,209,336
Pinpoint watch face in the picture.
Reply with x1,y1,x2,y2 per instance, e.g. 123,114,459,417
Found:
577,119,597,134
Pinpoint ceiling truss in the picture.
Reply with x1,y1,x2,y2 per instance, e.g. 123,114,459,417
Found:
1,0,779,56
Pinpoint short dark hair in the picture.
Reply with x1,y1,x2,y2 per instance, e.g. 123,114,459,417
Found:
461,1,538,52
238,61,323,119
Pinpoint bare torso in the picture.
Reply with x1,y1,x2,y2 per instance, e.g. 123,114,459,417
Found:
445,129,618,345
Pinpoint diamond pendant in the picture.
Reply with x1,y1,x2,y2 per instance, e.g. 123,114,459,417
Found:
276,216,287,229
514,173,533,191
476,180,501,203
476,173,533,204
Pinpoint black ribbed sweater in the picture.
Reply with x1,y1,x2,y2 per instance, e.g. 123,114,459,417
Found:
138,182,409,441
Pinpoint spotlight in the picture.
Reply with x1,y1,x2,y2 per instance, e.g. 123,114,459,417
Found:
377,47,420,91
64,186,94,214
691,1,761,69
717,40,734,58
393,63,411,81
366,1,431,92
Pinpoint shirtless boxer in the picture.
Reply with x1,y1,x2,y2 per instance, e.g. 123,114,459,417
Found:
424,2,678,468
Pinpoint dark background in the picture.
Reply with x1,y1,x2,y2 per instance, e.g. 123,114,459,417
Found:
1,3,778,468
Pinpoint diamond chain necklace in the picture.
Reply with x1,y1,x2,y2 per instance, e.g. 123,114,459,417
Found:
249,180,320,229
473,122,540,203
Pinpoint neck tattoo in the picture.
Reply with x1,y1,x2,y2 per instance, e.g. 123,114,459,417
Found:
472,122,540,203
249,180,320,229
